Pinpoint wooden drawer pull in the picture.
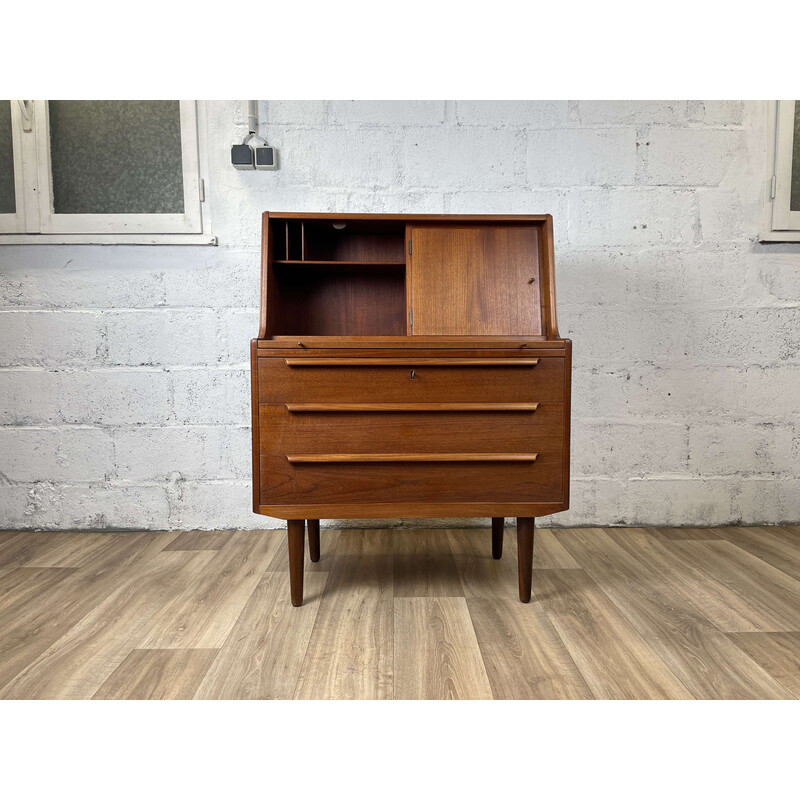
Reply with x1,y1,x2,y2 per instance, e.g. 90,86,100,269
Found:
283,358,539,367
286,453,539,463
286,403,539,412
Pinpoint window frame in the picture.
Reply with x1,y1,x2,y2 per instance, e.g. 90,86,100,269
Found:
0,101,28,234
760,99,800,242
0,99,215,245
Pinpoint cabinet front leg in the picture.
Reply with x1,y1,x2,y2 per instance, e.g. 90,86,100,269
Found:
491,517,504,559
307,519,320,563
516,517,535,603
288,519,305,607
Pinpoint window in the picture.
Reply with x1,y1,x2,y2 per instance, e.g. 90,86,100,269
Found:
761,100,800,242
0,100,213,244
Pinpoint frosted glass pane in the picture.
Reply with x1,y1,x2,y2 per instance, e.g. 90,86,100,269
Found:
49,100,184,214
0,101,15,214
792,102,800,212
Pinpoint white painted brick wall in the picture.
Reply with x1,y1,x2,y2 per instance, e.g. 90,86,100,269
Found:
1,100,798,531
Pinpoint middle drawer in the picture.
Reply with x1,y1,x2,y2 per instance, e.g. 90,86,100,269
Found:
259,403,565,455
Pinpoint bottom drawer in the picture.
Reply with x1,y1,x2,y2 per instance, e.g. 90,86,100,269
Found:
260,454,563,505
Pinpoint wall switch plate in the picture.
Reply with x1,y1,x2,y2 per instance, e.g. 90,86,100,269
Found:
255,145,278,170
231,144,255,170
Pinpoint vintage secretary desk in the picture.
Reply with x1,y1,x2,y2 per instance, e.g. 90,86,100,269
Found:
250,212,571,606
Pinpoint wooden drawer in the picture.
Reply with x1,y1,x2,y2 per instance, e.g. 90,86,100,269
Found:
259,403,564,455
260,456,563,505
257,356,565,403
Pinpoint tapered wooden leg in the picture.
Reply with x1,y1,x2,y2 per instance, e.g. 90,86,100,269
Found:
516,517,535,603
288,519,305,607
307,519,320,563
491,517,504,559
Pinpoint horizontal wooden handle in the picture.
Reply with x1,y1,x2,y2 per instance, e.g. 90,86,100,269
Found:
283,358,539,367
286,453,539,463
286,403,539,413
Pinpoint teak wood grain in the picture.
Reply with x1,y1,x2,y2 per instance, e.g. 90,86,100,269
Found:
409,225,542,336
252,212,571,605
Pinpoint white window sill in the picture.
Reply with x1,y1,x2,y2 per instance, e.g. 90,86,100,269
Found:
758,230,800,243
0,233,218,245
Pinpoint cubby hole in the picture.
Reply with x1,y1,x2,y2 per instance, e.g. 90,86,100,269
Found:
301,220,405,263
270,263,406,336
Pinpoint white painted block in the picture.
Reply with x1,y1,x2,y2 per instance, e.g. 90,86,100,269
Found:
527,129,636,186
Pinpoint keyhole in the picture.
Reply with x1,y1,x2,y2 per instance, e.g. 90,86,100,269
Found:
410,370,416,379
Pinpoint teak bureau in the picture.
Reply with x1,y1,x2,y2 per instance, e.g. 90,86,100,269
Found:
250,212,572,605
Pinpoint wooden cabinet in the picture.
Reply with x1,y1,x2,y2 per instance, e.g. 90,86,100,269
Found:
251,213,571,605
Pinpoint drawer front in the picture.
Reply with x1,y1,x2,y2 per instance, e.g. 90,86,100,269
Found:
260,456,563,505
258,356,565,404
259,403,564,455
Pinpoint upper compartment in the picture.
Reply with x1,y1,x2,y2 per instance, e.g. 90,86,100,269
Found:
260,213,558,341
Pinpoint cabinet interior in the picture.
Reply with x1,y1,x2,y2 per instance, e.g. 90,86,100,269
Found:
265,215,546,338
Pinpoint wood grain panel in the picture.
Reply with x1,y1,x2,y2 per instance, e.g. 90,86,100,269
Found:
195,572,327,700
294,530,393,699
163,530,235,551
557,528,795,699
468,598,593,699
0,550,215,700
605,532,800,633
533,569,692,699
258,356,565,404
394,597,493,700
410,225,541,336
140,531,281,649
392,531,463,597
260,457,562,505
0,532,177,691
260,404,562,455
93,649,219,700
725,632,800,699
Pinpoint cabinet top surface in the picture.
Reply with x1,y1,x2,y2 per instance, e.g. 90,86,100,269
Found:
265,212,551,223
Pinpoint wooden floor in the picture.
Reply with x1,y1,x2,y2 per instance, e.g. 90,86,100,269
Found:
0,525,799,700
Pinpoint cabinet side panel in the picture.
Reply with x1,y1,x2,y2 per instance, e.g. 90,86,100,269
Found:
410,225,542,336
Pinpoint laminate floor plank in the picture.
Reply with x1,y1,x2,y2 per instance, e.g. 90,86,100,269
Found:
266,528,341,573
533,569,693,699
468,597,593,699
294,530,393,700
93,648,220,700
163,530,236,552
557,528,794,699
664,539,800,632
605,529,800,633
532,528,582,569
393,530,463,597
0,567,77,618
0,551,215,700
2,526,799,700
651,527,725,542
394,597,493,700
194,572,327,700
714,526,800,583
0,532,80,570
449,529,519,601
0,532,179,691
24,532,155,568
140,531,281,650
725,632,800,699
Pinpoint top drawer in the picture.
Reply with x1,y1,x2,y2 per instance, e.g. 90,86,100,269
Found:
257,356,566,403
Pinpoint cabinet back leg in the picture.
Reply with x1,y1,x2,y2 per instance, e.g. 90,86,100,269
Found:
516,517,535,603
307,519,321,562
491,517,504,559
288,520,305,606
